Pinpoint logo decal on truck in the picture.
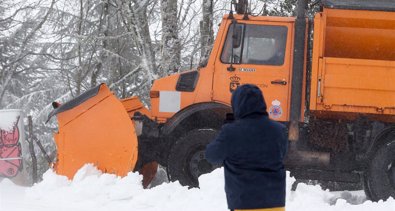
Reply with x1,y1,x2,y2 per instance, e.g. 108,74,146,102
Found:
230,75,241,93
269,100,282,119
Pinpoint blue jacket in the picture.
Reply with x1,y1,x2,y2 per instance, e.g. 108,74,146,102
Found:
205,84,288,210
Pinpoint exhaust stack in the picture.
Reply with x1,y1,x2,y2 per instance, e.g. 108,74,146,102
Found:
289,0,308,141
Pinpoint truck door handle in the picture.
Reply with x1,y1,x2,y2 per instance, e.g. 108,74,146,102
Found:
271,80,287,85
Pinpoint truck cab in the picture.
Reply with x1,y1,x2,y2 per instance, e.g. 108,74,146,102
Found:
149,14,299,123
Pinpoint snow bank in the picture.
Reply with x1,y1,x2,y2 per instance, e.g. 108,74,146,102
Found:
0,110,20,131
1,165,395,211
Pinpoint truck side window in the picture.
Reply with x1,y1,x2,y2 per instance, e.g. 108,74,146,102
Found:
221,23,244,64
221,24,288,66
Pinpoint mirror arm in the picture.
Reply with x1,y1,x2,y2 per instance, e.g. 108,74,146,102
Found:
228,0,234,19
227,19,237,72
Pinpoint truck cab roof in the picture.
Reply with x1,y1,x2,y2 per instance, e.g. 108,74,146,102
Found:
323,0,395,12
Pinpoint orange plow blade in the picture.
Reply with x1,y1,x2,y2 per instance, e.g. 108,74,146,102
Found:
48,84,138,179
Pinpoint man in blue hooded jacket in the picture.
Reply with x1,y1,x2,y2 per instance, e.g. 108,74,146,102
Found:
205,84,288,211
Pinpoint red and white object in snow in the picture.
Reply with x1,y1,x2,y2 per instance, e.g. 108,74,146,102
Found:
0,110,24,178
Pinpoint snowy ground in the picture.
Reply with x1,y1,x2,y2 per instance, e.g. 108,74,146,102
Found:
0,165,394,211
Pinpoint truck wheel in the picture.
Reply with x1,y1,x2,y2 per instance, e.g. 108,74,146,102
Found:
167,129,219,187
364,134,395,201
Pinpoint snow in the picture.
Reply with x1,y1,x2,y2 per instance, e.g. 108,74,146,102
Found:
0,110,20,131
1,164,394,211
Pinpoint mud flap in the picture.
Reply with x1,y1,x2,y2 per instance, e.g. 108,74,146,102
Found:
49,84,138,179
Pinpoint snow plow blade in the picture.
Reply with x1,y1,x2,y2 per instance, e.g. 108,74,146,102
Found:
48,84,138,179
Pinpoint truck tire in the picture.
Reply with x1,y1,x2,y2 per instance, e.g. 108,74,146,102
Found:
167,129,219,187
364,133,395,201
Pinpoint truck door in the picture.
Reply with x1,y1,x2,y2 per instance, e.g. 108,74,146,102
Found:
212,20,294,122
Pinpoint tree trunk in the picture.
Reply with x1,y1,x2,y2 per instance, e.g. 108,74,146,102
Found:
134,1,156,77
75,0,84,96
122,0,157,82
200,0,214,64
91,0,110,88
160,0,180,76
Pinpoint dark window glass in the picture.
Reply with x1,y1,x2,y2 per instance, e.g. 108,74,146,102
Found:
221,24,288,66
220,23,244,64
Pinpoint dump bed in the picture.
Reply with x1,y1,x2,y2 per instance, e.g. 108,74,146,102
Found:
309,7,395,119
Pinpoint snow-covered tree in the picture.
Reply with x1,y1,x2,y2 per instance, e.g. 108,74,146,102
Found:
160,0,180,76
200,0,214,64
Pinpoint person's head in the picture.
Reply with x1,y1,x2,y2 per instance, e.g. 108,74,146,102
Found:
231,84,268,119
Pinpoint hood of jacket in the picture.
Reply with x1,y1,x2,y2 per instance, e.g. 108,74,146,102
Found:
231,84,268,119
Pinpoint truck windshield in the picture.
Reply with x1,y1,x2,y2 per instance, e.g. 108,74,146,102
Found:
221,24,288,66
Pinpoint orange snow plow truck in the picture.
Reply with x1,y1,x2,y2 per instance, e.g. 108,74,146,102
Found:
48,0,395,201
